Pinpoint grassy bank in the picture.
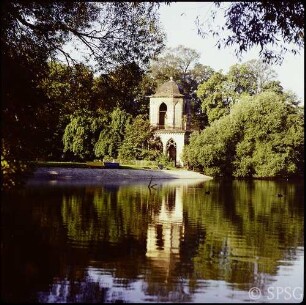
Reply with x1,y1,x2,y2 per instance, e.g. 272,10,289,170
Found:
32,161,177,171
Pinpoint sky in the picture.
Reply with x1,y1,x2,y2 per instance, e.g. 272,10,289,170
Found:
158,2,304,104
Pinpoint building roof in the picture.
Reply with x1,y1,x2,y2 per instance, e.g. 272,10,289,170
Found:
151,77,184,98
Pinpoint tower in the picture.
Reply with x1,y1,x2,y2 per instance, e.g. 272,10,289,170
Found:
149,77,191,167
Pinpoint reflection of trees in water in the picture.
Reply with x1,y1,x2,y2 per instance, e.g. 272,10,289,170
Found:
34,181,305,300
38,278,109,303
3,180,302,302
182,179,304,291
142,279,191,303
61,185,163,245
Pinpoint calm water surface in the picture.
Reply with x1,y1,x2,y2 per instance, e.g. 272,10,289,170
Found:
1,178,304,303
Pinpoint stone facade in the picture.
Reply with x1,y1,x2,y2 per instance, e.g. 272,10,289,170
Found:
149,78,191,167
149,97,187,129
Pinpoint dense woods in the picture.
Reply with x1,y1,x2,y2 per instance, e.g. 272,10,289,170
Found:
1,1,304,189
183,91,304,178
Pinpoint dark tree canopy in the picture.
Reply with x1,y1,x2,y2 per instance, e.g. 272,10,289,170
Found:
1,1,165,145
94,62,145,114
196,1,304,64
1,1,165,72
0,1,165,189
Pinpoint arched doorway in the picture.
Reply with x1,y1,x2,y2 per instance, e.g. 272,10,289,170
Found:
166,138,177,166
159,103,167,129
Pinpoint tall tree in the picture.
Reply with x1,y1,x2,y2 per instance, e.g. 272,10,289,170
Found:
183,90,304,178
1,1,165,188
94,108,131,160
1,2,165,71
244,59,277,93
93,62,145,114
39,62,96,115
197,71,230,125
195,1,304,64
118,115,163,161
227,59,276,95
62,109,107,161
197,59,277,125
149,45,214,130
37,62,97,159
150,45,201,91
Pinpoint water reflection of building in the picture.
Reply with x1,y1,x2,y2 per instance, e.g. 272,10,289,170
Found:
146,187,185,272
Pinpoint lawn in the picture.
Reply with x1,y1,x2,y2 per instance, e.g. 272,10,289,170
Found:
32,161,176,170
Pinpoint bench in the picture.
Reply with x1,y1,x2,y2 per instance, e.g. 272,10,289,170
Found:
104,162,120,169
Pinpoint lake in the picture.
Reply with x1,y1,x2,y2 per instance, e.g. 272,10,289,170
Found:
1,178,304,303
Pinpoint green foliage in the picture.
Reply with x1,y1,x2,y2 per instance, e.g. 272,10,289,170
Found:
150,47,214,95
94,108,131,160
2,3,100,163
197,2,304,64
227,63,257,95
262,80,284,95
39,62,96,114
36,62,97,160
149,45,214,130
155,154,173,169
197,60,277,126
197,72,231,124
150,45,203,95
184,115,240,176
63,110,107,161
1,1,165,189
118,115,163,161
93,62,151,115
233,92,304,178
244,59,277,93
184,91,304,178
1,140,33,191
2,2,165,71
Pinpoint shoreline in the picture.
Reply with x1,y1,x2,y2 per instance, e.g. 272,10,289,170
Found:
26,166,213,187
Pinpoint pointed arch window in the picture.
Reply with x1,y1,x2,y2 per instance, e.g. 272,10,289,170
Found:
159,103,167,129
